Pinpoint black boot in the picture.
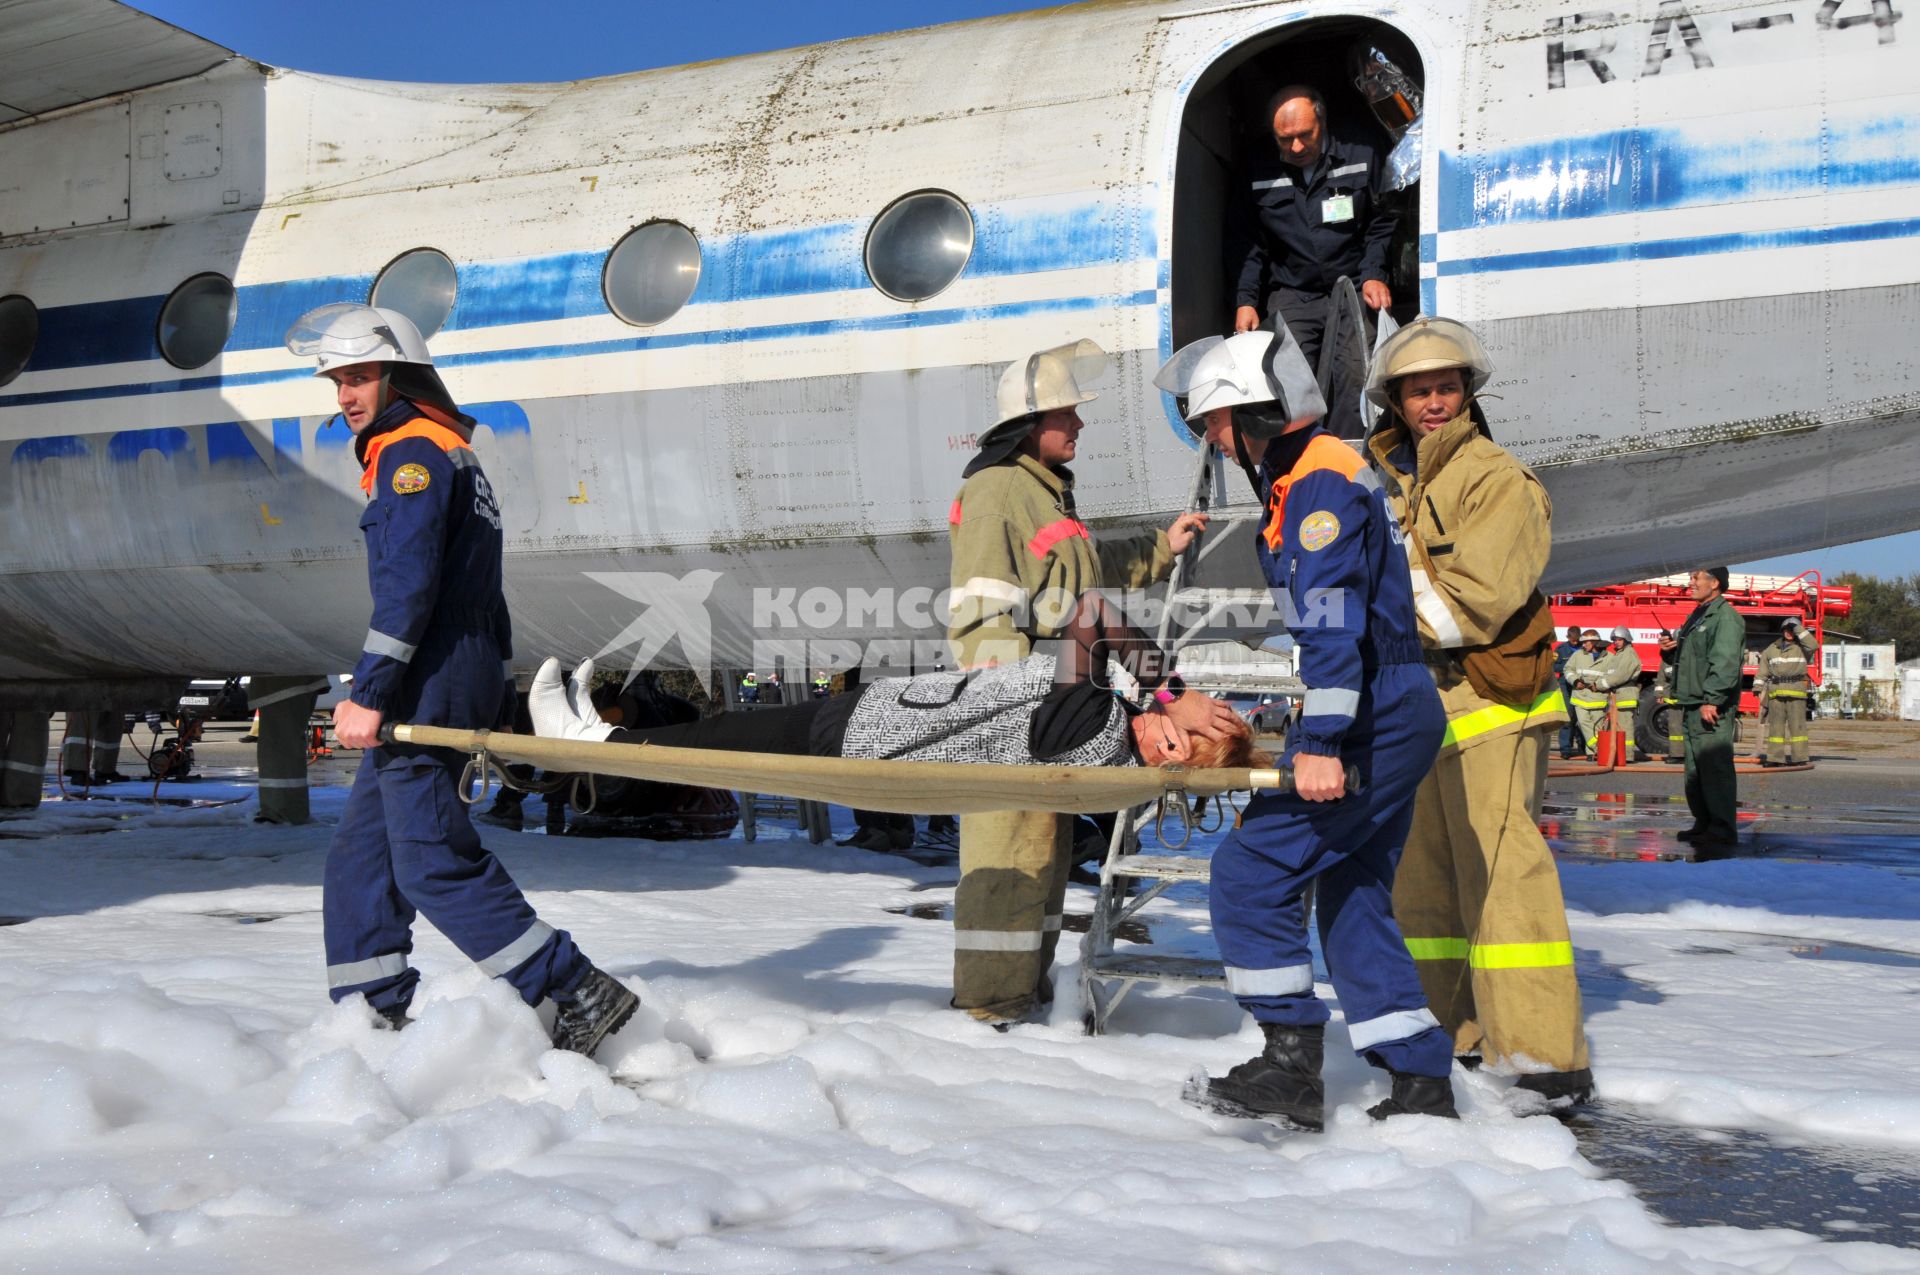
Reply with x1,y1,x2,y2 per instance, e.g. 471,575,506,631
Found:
1187,1022,1325,1130
550,967,639,1058
1515,1067,1594,1106
63,769,91,789
373,1003,412,1031
1367,1071,1459,1121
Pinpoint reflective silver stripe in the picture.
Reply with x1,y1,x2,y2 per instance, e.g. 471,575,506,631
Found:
247,679,332,710
1303,688,1359,719
1251,177,1292,189
363,629,418,663
954,929,1044,952
1042,913,1064,933
1330,162,1369,177
1351,465,1383,492
446,449,479,470
0,758,43,775
954,577,1029,607
327,952,409,988
62,738,89,757
477,920,556,976
1346,1007,1442,1051
1408,567,1466,649
256,777,309,788
1224,963,1314,996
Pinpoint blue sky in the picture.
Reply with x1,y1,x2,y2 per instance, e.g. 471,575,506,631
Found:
137,2,1918,581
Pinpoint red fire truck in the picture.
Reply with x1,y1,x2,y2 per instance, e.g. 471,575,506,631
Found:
1549,573,1850,758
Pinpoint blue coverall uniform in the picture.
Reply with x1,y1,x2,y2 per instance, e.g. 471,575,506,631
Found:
324,398,588,1014
1209,424,1452,1078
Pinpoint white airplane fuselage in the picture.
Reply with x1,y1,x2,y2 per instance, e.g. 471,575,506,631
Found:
0,0,1915,685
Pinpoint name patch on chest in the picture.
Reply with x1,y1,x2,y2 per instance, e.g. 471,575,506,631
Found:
1299,510,1341,551
392,463,432,495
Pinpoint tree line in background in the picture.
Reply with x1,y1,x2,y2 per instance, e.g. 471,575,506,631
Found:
1832,572,1920,655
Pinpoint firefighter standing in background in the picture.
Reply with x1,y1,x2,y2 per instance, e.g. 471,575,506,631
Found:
1364,317,1591,1106
1572,626,1642,758
946,338,1216,1025
1757,619,1817,765
1653,637,1686,762
1552,626,1584,760
1563,630,1606,758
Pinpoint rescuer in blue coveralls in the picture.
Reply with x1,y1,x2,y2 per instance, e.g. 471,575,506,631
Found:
285,303,636,1056
1156,330,1454,1129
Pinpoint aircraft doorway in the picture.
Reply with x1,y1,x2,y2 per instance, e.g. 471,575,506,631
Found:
1168,19,1425,440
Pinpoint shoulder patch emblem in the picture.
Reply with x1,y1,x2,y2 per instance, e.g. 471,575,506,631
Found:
1299,510,1341,551
391,463,431,495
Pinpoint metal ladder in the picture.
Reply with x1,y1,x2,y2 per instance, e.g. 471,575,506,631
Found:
1078,439,1302,1034
728,673,833,844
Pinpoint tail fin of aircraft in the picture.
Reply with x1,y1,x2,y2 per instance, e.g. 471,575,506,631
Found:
0,0,237,124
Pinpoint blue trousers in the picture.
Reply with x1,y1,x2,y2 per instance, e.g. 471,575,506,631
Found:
1210,663,1452,1077
323,746,587,1012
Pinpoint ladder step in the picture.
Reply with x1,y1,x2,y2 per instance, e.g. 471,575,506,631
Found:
1085,953,1226,986
1108,855,1213,882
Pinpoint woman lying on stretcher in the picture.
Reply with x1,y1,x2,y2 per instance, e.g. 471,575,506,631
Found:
530,592,1263,771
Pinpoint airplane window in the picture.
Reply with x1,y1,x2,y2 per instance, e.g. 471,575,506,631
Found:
0,295,35,387
371,248,459,338
156,273,237,370
865,191,973,302
603,221,702,327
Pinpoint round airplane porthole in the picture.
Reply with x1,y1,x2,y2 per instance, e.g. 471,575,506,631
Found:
602,221,702,327
371,247,459,338
156,272,237,370
865,190,974,303
0,294,36,387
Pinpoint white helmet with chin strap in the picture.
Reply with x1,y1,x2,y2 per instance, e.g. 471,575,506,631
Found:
285,302,434,376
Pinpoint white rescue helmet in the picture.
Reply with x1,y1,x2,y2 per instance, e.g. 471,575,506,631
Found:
991,338,1107,429
1783,617,1802,632
1364,316,1493,410
1611,626,1631,644
1153,331,1281,421
285,302,435,376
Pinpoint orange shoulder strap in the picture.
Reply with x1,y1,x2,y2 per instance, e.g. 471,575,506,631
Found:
360,418,472,494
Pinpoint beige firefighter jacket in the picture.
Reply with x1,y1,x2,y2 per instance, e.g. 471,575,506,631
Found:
1563,646,1605,707
1573,644,1643,705
947,454,1173,668
1757,634,1816,699
1367,408,1567,751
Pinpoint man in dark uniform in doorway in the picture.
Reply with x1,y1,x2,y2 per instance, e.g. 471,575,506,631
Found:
1228,83,1398,437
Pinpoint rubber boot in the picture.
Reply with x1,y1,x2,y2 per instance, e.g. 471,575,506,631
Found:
1367,1071,1460,1121
550,967,639,1058
1190,1022,1325,1130
1515,1067,1595,1106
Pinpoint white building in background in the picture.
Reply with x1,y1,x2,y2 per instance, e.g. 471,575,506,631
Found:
1819,642,1898,717
1896,657,1920,723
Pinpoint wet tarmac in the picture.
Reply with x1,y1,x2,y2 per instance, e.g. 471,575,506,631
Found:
1570,1106,1920,1248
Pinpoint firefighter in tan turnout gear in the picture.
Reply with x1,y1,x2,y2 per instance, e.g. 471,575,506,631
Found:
1570,626,1642,758
1757,619,1817,765
946,339,1212,1024
1364,317,1592,1105
1562,631,1605,756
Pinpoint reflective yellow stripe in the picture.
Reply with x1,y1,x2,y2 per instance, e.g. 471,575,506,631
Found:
1442,687,1566,749
1404,937,1575,969
1468,940,1575,970
1769,690,1809,699
1405,937,1470,961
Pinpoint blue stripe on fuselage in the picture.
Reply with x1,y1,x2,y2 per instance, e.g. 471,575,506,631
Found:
23,200,1155,376
1439,107,1920,232
0,289,1160,411
1438,214,1920,276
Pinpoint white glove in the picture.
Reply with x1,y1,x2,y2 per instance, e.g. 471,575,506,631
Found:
529,657,616,743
